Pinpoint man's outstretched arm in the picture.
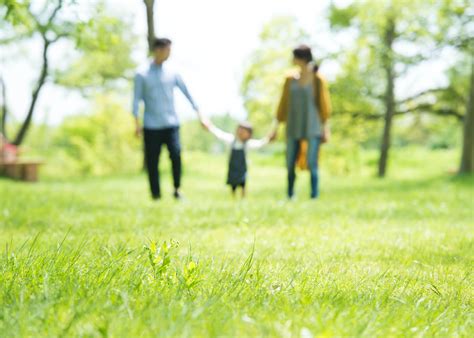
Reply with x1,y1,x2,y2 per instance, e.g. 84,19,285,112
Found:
176,74,200,116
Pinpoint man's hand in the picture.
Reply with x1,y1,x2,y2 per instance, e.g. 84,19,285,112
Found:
135,126,143,138
196,111,210,130
135,119,143,138
200,116,212,131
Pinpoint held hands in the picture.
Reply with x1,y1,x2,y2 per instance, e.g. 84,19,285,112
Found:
267,121,279,142
268,128,278,142
199,115,212,131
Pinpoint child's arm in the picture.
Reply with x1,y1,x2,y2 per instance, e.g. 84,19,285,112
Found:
246,122,278,150
246,137,270,150
202,118,234,145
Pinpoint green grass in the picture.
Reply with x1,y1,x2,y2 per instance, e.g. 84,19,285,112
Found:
0,147,473,337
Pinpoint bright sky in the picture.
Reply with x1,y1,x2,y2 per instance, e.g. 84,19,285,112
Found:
0,0,452,126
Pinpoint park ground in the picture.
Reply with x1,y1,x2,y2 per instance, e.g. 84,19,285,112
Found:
0,147,473,337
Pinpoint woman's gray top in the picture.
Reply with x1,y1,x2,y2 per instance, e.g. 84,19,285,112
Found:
286,79,321,139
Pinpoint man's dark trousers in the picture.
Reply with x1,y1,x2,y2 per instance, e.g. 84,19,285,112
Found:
143,127,181,199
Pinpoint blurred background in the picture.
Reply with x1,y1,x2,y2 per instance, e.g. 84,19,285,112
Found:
0,0,472,179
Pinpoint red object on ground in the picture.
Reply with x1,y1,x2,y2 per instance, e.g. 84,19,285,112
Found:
1,142,18,163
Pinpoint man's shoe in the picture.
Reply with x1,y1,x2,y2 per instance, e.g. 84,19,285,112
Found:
173,190,183,200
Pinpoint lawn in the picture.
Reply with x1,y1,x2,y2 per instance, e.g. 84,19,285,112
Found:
0,148,473,337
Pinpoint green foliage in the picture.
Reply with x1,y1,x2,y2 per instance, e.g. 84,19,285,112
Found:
329,49,384,142
435,0,473,54
1,0,136,90
0,0,137,146
437,57,471,116
47,95,141,176
23,112,257,179
54,14,136,89
0,0,34,31
393,114,461,149
145,239,180,279
328,2,357,29
328,0,437,96
1,0,83,44
241,17,308,134
0,149,472,336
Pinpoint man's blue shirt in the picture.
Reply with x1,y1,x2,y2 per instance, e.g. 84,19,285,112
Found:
132,62,198,129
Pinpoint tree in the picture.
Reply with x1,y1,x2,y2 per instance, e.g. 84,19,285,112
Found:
329,0,474,176
2,0,70,145
460,59,474,173
241,17,308,135
0,0,135,145
0,76,8,138
329,0,452,177
434,0,473,174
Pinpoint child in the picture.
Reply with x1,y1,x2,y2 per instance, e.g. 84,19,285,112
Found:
202,119,275,198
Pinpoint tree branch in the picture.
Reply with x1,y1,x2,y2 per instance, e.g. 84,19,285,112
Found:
347,103,464,121
28,0,64,39
49,32,68,43
397,88,449,105
347,112,384,120
429,109,465,120
396,103,464,120
12,39,51,145
47,0,64,25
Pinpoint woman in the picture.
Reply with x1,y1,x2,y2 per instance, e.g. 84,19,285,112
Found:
274,45,332,199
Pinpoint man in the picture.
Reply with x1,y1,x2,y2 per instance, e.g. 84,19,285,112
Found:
133,38,201,200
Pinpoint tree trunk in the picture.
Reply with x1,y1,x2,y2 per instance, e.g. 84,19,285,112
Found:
13,38,50,146
0,76,8,139
378,19,396,178
144,0,156,52
142,0,156,170
459,57,474,174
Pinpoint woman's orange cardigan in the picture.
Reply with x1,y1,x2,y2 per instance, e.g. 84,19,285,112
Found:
276,72,332,169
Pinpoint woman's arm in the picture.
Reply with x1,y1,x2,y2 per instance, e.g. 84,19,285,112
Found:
316,75,331,123
315,74,332,143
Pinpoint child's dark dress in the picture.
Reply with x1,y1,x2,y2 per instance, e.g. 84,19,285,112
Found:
227,143,247,187
208,125,267,190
